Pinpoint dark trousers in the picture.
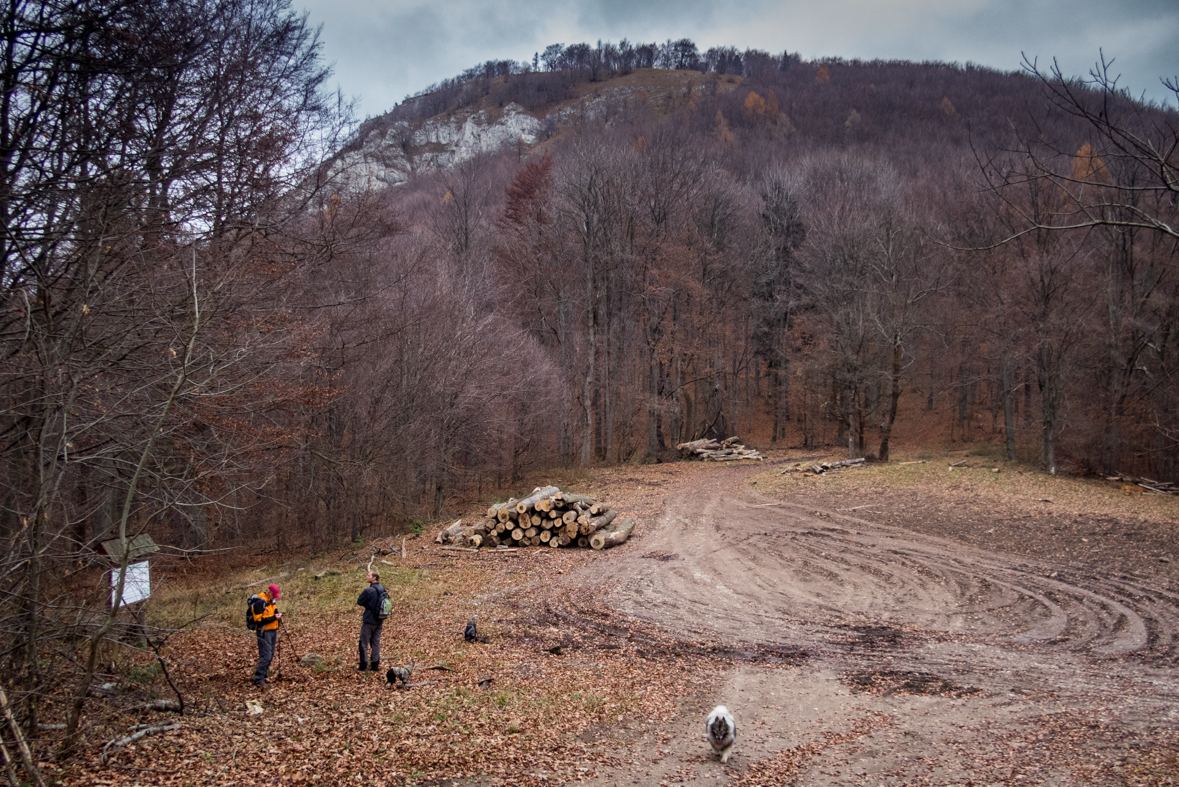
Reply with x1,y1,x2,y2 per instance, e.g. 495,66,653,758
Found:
359,621,382,666
254,628,276,684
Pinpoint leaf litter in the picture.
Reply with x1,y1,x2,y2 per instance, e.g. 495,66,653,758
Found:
47,450,1179,786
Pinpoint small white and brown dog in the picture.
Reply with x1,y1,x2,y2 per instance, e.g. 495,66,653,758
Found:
705,705,735,763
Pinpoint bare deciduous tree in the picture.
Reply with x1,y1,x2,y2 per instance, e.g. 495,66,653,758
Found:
0,0,344,771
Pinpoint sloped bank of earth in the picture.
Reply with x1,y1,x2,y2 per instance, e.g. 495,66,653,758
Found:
546,455,1179,786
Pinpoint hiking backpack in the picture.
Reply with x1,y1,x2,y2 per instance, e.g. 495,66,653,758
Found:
375,584,393,620
246,594,264,630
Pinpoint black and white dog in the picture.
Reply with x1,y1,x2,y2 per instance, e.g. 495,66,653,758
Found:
705,705,736,763
386,661,414,687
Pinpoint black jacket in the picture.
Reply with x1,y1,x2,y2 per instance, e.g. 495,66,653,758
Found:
357,583,385,625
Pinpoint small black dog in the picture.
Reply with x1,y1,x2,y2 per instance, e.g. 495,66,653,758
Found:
464,615,490,644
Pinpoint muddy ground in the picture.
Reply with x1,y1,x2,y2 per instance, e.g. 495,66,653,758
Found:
537,458,1179,786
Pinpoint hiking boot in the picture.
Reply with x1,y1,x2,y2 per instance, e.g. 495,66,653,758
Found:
369,661,380,672
356,662,367,672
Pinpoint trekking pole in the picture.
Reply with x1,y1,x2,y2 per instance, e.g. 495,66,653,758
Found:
285,625,306,663
278,617,306,669
273,621,282,681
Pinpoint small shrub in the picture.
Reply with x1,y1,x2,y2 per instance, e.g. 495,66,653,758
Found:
127,661,162,684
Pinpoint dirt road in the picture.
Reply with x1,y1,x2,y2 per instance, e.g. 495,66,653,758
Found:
560,463,1179,785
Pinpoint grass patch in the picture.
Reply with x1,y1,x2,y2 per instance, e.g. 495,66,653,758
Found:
148,554,451,635
492,689,516,709
126,660,162,684
754,448,1179,525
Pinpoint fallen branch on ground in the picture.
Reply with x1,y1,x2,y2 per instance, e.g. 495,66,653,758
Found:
126,699,181,714
778,458,866,475
245,572,288,588
101,723,181,765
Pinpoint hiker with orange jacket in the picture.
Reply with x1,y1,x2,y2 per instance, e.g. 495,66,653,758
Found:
250,585,283,687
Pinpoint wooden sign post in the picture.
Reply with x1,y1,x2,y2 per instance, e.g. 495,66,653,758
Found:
100,535,160,641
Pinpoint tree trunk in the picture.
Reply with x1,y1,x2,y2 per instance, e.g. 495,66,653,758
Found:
1038,343,1061,474
590,518,635,550
515,486,560,514
558,493,597,506
1002,357,1016,462
579,509,617,535
497,502,519,523
878,340,903,462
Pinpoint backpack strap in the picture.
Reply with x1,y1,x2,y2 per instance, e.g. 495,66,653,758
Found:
373,584,390,618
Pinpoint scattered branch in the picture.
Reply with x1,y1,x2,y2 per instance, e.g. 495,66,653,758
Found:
0,687,44,787
101,724,182,765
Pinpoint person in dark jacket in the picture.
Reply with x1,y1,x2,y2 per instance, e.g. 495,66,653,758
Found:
250,585,282,687
356,571,386,671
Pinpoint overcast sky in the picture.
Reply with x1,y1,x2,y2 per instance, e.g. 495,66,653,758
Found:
296,0,1179,118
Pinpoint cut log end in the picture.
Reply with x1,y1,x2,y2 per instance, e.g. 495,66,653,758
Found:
590,518,635,550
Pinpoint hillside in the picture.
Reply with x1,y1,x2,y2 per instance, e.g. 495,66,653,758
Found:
329,59,1075,193
308,52,1179,510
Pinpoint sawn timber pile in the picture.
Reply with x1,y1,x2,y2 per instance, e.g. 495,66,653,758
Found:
435,486,636,551
676,436,763,461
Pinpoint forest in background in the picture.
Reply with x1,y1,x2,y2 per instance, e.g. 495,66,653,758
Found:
317,40,1179,537
0,1,1177,768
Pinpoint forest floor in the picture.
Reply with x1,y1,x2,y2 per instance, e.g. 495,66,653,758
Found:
53,448,1179,786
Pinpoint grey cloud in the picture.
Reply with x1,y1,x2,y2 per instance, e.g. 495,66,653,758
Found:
574,0,756,33
302,0,1177,116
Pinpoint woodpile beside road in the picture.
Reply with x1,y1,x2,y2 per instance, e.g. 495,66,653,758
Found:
676,437,763,461
435,486,635,550
1106,473,1179,495
778,457,866,475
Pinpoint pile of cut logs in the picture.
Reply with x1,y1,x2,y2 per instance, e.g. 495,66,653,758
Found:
677,437,763,461
435,486,636,550
778,457,866,475
1106,473,1179,495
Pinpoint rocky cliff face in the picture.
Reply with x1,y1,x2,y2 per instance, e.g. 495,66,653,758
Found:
328,103,546,193
324,72,711,194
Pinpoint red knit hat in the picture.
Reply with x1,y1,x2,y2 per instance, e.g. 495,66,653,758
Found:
268,584,281,600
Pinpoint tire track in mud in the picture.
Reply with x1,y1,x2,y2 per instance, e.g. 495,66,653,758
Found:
555,464,1179,787
565,465,1179,699
549,461,1179,787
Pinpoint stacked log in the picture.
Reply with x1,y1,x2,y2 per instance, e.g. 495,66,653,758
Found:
438,486,635,550
676,436,763,461
590,518,635,550
434,519,466,544
1105,473,1179,495
777,457,865,475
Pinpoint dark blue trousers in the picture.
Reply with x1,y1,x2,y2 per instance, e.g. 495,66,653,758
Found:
254,628,276,684
359,621,382,667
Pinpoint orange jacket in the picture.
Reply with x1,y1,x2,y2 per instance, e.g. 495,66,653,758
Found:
250,591,280,631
